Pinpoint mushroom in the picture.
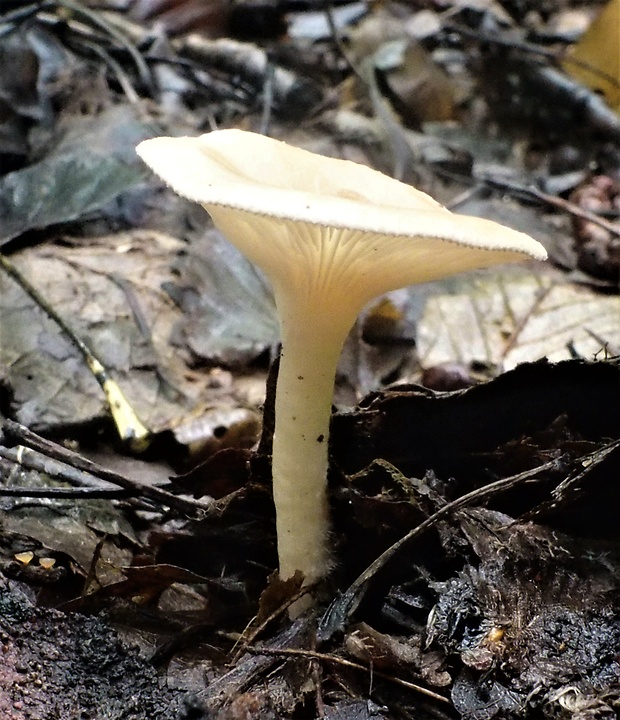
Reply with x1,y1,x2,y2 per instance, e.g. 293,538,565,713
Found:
136,129,546,587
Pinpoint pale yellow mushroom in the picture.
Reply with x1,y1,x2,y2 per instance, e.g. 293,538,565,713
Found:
137,130,546,587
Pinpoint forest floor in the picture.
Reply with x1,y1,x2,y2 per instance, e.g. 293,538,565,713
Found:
0,1,619,718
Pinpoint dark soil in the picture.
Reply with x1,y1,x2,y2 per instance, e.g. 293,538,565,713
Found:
0,576,201,720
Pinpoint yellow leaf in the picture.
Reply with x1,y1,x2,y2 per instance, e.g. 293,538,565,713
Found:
563,0,620,111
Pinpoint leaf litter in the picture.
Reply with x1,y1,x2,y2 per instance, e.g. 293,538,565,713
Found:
0,0,619,718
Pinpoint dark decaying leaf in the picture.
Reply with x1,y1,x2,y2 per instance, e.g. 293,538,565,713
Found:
257,571,305,624
332,359,619,488
172,447,253,499
0,22,78,164
0,106,151,244
168,229,278,365
427,509,620,719
318,359,620,645
151,482,277,590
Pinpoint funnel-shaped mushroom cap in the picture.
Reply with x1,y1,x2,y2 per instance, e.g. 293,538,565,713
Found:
136,130,546,311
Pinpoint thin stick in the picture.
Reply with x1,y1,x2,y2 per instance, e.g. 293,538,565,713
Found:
82,40,141,104
480,176,620,238
2,419,213,517
231,582,314,664
443,22,620,91
0,445,130,499
246,646,451,705
0,253,150,450
53,0,153,92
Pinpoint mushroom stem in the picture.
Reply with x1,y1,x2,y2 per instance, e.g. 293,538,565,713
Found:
271,293,356,583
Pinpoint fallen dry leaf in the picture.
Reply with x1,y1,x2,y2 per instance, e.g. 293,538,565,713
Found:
416,266,619,371
0,230,197,432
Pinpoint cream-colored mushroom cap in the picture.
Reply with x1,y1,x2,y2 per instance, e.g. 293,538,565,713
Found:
136,130,546,301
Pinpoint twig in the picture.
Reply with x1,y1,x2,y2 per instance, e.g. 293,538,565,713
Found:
443,22,620,91
82,534,107,597
323,0,416,180
499,279,554,362
259,58,275,136
323,0,364,81
585,328,620,358
312,646,325,719
524,439,620,521
0,486,128,499
479,176,620,238
53,0,154,92
0,1,53,33
2,419,213,517
231,582,314,664
81,39,140,104
0,253,150,450
175,36,308,111
245,646,451,705
0,445,130,499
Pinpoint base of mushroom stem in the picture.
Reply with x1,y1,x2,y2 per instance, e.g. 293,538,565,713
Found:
288,591,315,618
263,568,323,617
